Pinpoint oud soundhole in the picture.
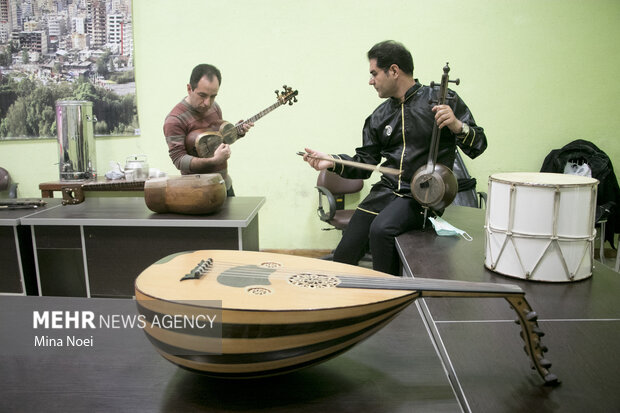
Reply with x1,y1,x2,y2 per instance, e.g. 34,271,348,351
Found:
288,273,340,289
247,287,272,295
260,261,282,269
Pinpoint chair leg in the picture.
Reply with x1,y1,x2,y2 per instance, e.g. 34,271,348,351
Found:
599,221,606,264
615,245,620,273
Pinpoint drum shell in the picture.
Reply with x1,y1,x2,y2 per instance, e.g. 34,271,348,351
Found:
144,174,226,215
484,172,598,282
56,100,97,181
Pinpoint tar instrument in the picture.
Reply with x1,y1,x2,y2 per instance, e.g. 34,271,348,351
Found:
135,249,558,384
485,172,598,282
192,85,298,158
61,179,146,205
144,174,226,215
411,63,459,221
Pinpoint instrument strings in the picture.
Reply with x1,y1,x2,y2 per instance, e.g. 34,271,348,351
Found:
181,259,406,287
177,258,524,294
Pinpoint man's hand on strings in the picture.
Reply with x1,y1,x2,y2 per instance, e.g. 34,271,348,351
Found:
238,121,254,137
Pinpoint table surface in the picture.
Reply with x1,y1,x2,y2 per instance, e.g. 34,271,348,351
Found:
396,205,620,412
3,205,618,412
0,198,63,225
20,196,266,227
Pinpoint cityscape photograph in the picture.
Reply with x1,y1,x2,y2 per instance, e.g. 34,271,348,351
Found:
0,0,138,139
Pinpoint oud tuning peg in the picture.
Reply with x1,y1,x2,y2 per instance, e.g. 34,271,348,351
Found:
544,373,560,385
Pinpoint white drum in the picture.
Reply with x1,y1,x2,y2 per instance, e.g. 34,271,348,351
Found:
484,172,598,282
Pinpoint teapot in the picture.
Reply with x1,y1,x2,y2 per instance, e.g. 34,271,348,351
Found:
123,155,149,180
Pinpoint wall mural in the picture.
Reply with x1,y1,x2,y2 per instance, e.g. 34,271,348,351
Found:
0,0,139,140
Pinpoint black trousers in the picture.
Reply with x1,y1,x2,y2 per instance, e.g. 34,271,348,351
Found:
333,196,425,276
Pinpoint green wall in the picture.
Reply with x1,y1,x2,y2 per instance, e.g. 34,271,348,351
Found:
1,0,619,250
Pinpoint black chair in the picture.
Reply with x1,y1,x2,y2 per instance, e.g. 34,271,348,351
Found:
316,170,364,230
451,148,486,208
315,170,370,261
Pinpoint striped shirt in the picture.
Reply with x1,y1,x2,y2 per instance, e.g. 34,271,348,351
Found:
163,99,231,188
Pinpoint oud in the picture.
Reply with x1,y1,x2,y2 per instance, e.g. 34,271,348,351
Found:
192,85,298,158
135,249,558,384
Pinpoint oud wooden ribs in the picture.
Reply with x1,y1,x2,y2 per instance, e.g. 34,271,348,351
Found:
134,250,557,383
134,250,417,378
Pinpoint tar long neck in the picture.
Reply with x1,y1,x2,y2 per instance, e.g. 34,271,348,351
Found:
234,100,284,134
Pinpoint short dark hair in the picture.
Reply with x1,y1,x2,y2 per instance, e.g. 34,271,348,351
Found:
189,64,222,90
367,41,414,76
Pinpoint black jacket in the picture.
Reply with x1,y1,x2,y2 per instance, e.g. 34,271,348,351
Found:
541,139,620,247
331,82,487,213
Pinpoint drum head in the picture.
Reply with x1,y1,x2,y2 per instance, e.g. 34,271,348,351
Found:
490,172,598,187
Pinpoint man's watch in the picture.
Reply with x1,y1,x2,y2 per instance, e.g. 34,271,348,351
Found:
456,122,470,138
